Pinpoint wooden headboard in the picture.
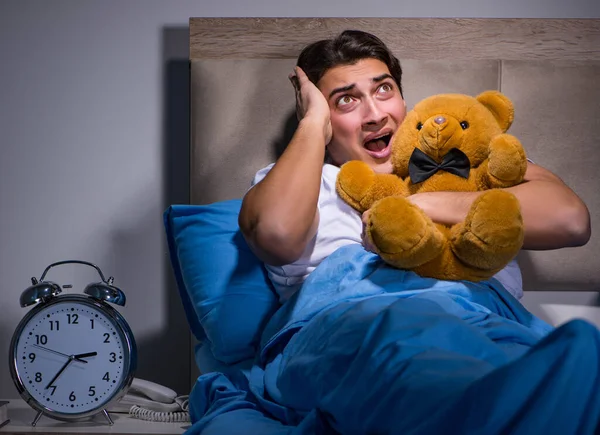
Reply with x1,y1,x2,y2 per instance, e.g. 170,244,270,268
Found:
188,18,600,292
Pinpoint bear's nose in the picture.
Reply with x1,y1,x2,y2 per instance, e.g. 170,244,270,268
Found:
434,116,446,125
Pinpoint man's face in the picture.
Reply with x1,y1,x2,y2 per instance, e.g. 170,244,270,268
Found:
317,58,406,174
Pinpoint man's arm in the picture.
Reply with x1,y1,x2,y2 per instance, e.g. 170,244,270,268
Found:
406,162,591,250
239,118,324,266
238,67,331,266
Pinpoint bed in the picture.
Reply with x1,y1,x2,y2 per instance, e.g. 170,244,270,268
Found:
165,18,600,434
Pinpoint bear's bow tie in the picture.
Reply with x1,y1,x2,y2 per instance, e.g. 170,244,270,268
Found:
408,148,471,184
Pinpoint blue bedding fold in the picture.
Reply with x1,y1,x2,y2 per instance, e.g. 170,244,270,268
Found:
185,245,600,434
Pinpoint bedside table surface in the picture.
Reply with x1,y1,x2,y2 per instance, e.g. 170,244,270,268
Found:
0,399,187,435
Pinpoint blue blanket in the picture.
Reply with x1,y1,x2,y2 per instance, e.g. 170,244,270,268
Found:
185,245,600,434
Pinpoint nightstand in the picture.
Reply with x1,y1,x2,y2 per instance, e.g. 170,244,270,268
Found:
0,400,187,434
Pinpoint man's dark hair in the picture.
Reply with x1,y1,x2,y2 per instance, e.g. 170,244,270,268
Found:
297,30,403,96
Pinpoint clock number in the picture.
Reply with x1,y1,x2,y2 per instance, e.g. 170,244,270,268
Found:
49,385,56,395
49,320,60,331
109,352,116,363
28,353,36,363
35,372,42,382
90,318,95,329
35,334,48,345
88,386,96,396
102,372,110,382
67,313,79,324
69,391,76,402
103,333,110,343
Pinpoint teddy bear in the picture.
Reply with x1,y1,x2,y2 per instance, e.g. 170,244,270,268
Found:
336,90,528,282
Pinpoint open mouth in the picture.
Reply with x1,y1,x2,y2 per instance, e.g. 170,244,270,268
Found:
363,133,392,159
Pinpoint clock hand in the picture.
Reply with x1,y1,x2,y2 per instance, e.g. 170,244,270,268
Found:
32,344,88,364
73,351,97,359
32,344,70,359
45,357,73,390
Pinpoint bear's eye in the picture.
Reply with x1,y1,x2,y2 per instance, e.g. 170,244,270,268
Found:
416,122,423,130
460,121,469,130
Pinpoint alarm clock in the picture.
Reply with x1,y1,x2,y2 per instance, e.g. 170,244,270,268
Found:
9,260,137,426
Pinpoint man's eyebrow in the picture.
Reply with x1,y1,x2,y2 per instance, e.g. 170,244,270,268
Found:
327,74,394,99
328,84,355,100
373,73,393,83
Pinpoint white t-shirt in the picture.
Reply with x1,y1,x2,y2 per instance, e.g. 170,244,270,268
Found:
252,163,523,302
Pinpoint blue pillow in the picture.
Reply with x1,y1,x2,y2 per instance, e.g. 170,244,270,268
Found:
163,200,279,365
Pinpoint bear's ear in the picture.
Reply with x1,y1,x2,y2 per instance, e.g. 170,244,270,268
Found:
476,90,514,132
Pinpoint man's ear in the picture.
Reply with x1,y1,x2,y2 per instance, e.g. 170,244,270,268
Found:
476,90,514,132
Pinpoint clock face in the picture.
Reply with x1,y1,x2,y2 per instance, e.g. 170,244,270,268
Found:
11,296,134,416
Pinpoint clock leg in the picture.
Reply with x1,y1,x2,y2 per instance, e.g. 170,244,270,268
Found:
31,410,43,426
102,409,114,426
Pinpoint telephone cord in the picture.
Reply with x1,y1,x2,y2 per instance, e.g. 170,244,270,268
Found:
129,405,190,423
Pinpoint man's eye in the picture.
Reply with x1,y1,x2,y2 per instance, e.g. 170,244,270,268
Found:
337,95,354,106
378,83,393,93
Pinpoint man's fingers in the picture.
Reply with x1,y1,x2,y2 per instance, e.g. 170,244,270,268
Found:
294,66,310,83
289,73,300,92
290,66,310,89
361,209,371,225
361,209,377,252
290,75,303,120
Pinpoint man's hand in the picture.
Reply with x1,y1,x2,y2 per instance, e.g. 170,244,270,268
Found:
361,209,378,253
406,191,477,226
289,66,332,144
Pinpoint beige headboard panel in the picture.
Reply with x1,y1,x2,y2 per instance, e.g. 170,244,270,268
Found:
189,18,600,292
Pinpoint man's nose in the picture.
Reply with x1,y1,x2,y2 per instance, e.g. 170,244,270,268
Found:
363,99,387,125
